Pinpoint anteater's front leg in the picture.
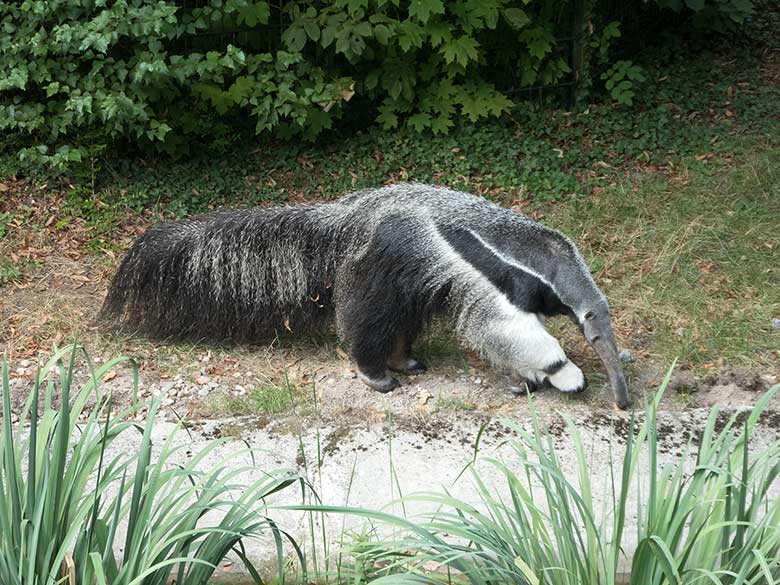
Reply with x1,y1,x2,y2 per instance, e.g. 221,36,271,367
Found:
471,311,587,395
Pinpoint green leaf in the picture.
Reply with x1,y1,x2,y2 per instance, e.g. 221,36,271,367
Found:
408,0,445,24
373,23,391,45
426,20,451,47
282,25,307,52
514,557,540,585
237,2,270,26
440,35,479,66
407,112,431,131
377,105,399,129
397,21,424,51
303,20,320,41
502,7,530,30
430,113,453,134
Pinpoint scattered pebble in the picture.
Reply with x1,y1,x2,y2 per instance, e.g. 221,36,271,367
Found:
619,349,634,364
474,377,482,385
196,375,209,385
342,368,357,379
15,367,27,375
326,378,335,385
772,318,780,330
162,398,175,407
19,359,31,368
197,388,210,397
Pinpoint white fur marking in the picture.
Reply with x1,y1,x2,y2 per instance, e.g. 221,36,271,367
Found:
548,361,585,393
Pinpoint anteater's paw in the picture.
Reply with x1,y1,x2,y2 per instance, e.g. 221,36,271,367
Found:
388,358,427,376
358,370,401,393
548,361,587,394
509,377,542,396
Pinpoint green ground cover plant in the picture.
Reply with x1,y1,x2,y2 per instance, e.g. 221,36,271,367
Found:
0,345,304,585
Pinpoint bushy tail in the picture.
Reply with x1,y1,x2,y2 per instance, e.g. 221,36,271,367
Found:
98,207,340,341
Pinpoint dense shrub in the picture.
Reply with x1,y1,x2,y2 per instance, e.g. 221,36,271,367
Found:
0,0,754,168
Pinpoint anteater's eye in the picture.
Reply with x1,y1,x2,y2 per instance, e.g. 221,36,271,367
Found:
585,310,596,321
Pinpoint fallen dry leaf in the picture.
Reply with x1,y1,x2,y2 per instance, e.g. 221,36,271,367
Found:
416,390,433,405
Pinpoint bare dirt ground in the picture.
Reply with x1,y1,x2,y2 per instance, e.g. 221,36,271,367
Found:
2,184,779,435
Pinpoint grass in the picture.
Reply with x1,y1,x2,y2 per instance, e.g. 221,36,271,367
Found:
545,141,780,372
0,345,305,585
434,397,477,413
210,372,307,418
304,371,780,584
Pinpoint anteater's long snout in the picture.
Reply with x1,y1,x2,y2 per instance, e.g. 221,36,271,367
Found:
591,329,631,409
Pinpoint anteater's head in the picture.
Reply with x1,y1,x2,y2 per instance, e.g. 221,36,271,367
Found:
541,233,631,410
493,222,631,409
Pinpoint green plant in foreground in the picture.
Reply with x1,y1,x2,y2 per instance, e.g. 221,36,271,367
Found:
303,369,780,584
0,345,305,585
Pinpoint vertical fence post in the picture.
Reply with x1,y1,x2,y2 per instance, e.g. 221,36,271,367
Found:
569,0,586,108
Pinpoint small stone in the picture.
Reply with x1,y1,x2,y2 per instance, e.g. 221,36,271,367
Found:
342,368,357,379
196,375,209,385
619,350,634,364
11,414,19,424
675,327,686,337
19,359,31,368
772,318,780,330
15,367,27,375
162,398,175,407
326,378,335,385
197,388,209,397
474,377,482,385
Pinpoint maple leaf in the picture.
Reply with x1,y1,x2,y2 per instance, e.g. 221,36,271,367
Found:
397,21,424,52
440,35,479,67
408,0,445,24
408,112,431,131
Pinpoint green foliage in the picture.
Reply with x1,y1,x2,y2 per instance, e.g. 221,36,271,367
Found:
0,258,21,286
3,0,754,169
601,60,647,105
0,345,304,585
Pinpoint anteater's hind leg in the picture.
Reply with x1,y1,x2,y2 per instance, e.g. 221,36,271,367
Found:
335,213,435,393
334,268,407,393
339,306,402,393
387,334,427,375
